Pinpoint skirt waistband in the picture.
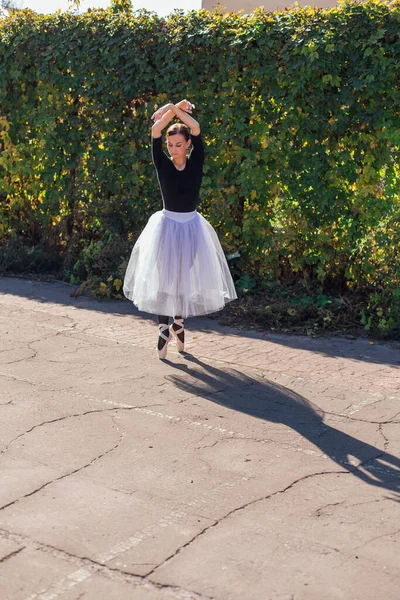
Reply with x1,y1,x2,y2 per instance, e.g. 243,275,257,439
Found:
163,209,197,223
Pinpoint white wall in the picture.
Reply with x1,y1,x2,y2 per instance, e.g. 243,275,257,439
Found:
202,0,337,12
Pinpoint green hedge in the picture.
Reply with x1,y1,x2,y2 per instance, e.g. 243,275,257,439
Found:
0,1,399,335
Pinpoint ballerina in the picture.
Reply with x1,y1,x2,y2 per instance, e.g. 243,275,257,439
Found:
123,99,237,359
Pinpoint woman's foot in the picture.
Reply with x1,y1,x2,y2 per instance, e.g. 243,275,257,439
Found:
170,317,184,352
157,324,171,359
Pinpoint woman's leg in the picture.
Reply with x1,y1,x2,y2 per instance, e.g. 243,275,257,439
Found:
172,315,184,344
158,315,170,350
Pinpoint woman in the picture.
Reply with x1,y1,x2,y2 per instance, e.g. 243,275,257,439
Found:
123,99,237,359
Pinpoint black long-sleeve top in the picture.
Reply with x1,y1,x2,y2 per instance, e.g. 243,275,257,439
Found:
151,133,204,213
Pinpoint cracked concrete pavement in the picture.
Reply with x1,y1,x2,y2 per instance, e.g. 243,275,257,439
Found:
0,276,399,600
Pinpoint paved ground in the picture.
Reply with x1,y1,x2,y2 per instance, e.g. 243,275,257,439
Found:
0,276,399,600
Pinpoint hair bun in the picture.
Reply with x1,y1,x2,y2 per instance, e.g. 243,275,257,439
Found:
166,123,191,141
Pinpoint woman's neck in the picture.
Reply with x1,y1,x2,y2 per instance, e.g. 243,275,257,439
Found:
172,157,186,170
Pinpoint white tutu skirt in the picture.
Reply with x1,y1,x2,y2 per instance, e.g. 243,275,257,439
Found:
123,209,237,318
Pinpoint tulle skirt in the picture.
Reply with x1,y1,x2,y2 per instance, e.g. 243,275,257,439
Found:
123,209,237,318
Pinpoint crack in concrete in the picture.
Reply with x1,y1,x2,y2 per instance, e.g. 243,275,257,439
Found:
200,436,276,451
0,545,25,563
0,372,37,387
311,541,343,556
0,399,14,407
0,403,162,457
315,501,345,517
378,423,390,452
56,319,79,334
388,409,400,422
0,528,214,600
323,409,400,426
0,345,24,355
0,434,125,512
26,342,39,361
145,469,347,578
1,348,36,365
0,374,76,399
0,408,123,456
197,456,213,476
1,332,63,366
353,528,400,551
348,498,389,509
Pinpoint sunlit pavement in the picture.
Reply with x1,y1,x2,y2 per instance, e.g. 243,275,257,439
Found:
0,276,399,600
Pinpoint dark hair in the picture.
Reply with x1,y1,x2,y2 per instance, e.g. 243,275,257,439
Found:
166,123,190,141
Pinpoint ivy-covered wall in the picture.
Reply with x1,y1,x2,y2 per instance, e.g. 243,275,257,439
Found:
0,2,399,334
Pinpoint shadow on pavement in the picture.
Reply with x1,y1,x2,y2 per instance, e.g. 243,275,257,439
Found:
164,354,400,500
1,276,399,367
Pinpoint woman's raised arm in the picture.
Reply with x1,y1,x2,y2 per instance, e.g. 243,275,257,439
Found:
151,100,200,138
169,103,200,136
151,107,175,139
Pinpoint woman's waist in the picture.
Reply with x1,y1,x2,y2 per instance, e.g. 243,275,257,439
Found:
162,208,198,222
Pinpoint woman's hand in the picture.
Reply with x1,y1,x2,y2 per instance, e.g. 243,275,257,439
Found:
151,100,196,122
176,99,196,114
151,102,174,122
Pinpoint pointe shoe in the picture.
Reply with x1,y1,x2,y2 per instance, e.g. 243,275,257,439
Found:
157,324,171,359
170,318,185,352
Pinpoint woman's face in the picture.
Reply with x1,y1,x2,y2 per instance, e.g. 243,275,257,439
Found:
167,134,191,159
